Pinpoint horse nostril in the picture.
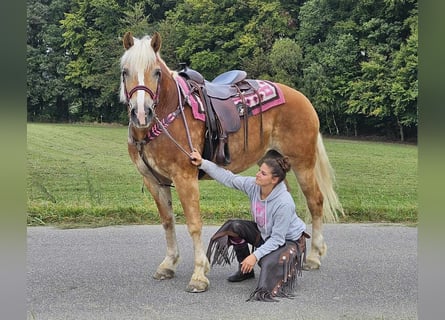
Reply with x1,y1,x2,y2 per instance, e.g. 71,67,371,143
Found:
129,104,154,127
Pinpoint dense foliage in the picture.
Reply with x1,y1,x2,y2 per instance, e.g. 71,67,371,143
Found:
27,0,417,141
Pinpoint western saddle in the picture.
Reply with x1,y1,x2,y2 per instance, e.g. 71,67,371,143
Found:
178,64,262,167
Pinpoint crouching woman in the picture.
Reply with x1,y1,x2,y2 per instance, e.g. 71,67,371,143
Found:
190,149,310,301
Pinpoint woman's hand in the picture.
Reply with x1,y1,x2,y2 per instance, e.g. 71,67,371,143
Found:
240,254,257,274
190,149,202,167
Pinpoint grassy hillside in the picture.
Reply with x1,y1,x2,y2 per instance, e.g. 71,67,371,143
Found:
27,123,417,227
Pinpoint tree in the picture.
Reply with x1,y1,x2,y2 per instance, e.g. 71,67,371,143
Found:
269,38,302,87
26,0,417,140
297,0,417,140
162,0,296,78
27,0,74,122
390,14,418,141
61,0,135,122
345,0,417,140
297,0,361,135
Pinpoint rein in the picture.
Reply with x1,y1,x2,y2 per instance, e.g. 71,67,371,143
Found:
151,78,194,160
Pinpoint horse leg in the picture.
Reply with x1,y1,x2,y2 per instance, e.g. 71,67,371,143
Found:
293,168,327,270
174,178,210,292
142,176,180,279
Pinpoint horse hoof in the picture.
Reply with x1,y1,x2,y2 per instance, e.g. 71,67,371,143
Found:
185,279,209,293
153,269,175,280
303,258,321,270
185,286,207,293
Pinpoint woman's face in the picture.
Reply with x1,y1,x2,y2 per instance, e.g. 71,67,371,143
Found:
255,163,278,187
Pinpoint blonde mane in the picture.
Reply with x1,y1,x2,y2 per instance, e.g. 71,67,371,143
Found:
120,35,156,73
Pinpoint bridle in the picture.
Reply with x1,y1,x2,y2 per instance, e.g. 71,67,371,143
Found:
122,70,162,117
122,68,194,160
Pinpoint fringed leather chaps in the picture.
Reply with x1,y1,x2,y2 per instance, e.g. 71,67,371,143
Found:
206,219,309,302
247,240,300,302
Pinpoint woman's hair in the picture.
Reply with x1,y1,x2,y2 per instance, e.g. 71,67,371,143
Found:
260,155,291,184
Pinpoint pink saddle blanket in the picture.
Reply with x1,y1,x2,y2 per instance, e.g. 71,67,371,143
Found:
176,76,285,121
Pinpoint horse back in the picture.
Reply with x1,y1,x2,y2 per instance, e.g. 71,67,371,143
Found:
212,83,320,174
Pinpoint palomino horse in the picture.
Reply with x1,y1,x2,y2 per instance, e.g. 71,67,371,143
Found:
119,32,343,293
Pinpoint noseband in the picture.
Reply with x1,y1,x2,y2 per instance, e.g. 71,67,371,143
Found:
122,71,162,110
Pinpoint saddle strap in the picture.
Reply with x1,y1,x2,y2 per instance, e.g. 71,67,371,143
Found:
235,85,249,151
256,89,264,144
188,80,218,160
235,80,264,150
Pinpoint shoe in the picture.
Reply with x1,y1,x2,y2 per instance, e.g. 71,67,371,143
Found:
227,270,255,282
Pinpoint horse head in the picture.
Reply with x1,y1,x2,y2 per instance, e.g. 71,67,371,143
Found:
120,32,163,129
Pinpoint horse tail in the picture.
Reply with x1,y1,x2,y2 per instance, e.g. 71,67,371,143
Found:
314,133,344,222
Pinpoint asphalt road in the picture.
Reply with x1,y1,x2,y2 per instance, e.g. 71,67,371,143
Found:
27,223,417,320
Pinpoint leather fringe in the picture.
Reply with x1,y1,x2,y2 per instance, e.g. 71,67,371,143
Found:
206,235,236,266
247,238,306,302
247,287,279,302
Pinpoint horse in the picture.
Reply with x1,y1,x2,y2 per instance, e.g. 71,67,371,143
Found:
119,31,343,293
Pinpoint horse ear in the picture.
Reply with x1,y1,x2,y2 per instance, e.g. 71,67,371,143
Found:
151,32,162,53
123,32,134,50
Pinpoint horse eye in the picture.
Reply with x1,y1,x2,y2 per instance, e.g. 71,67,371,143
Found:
154,68,161,78
122,68,128,77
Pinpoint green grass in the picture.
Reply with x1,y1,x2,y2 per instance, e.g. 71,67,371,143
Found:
326,138,417,223
27,123,417,227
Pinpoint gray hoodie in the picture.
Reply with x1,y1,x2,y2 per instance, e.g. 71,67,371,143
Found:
199,159,306,261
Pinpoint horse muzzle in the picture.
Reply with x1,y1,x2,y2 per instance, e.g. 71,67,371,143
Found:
129,104,153,129
124,81,160,129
